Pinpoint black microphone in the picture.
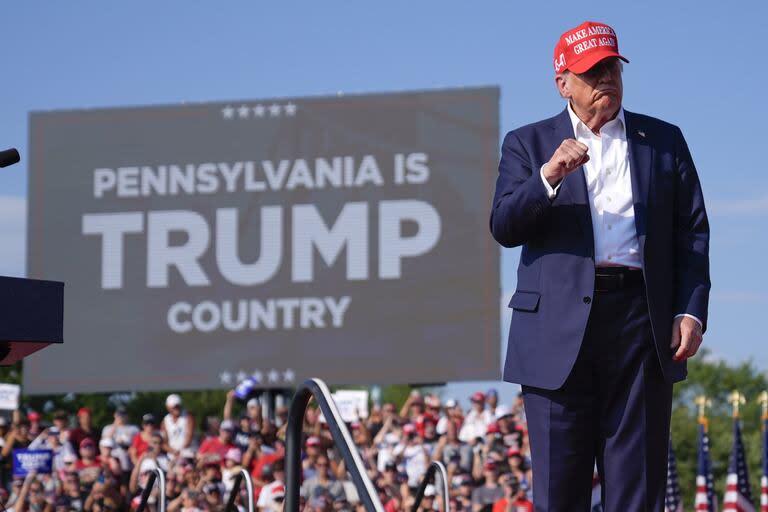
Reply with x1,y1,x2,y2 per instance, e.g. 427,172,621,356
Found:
0,148,20,168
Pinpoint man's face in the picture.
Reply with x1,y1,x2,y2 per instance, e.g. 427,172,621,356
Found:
28,482,45,504
149,436,163,453
557,57,623,118
80,444,95,459
316,457,329,476
382,404,396,418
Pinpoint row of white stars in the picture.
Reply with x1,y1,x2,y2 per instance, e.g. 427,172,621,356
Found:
221,103,297,120
219,368,296,385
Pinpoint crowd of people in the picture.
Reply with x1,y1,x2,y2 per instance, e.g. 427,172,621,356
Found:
0,387,534,512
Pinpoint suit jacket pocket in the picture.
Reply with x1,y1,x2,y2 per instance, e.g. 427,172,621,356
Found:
508,291,541,312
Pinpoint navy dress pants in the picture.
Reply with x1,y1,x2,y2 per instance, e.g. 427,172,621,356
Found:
522,286,673,511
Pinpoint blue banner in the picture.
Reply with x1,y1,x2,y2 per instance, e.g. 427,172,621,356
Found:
12,449,53,477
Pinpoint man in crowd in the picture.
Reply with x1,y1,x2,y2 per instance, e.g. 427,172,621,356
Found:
493,475,533,512
472,460,503,512
198,420,236,463
460,393,492,444
300,453,346,502
69,408,99,453
100,406,139,451
161,394,195,458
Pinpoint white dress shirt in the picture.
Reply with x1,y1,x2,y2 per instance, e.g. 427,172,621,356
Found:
540,103,701,327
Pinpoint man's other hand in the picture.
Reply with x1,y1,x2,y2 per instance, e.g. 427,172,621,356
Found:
543,139,589,186
670,316,703,361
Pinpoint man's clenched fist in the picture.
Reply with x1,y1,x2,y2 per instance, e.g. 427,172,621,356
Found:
542,138,589,187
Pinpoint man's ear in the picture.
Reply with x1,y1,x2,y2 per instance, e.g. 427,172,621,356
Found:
555,74,570,99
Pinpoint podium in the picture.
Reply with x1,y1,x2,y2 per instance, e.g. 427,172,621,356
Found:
0,276,63,365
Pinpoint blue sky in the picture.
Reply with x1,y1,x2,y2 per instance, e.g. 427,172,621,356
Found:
2,2,766,403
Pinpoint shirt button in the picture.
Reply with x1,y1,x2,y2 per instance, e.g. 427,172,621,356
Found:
607,196,612,202
608,255,613,260
583,297,591,304
607,225,612,230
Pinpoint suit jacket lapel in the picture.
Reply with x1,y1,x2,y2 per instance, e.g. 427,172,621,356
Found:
624,110,652,265
553,109,594,253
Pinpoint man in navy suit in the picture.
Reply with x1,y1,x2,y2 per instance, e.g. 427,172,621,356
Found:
490,21,710,511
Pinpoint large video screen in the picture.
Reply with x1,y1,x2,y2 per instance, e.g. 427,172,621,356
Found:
25,87,500,393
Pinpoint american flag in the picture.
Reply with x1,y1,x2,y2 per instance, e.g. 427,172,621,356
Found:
592,469,603,512
760,416,768,512
666,438,683,512
696,421,718,512
723,419,755,512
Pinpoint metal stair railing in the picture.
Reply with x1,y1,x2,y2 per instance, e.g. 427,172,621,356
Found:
136,467,166,512
224,467,255,512
285,378,384,512
410,461,450,512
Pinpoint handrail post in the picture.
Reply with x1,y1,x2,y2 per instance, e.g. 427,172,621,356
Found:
285,378,384,512
411,461,450,512
285,385,310,512
225,468,255,512
136,468,166,512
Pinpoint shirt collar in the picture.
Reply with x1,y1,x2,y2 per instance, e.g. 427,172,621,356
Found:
566,102,625,138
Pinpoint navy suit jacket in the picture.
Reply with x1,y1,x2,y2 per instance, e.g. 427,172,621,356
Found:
490,108,710,390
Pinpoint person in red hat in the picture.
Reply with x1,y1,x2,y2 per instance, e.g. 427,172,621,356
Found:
68,407,99,457
471,459,503,510
393,423,430,489
26,410,43,438
459,392,492,443
490,20,710,511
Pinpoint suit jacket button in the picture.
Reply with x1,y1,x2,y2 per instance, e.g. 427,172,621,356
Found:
583,296,591,304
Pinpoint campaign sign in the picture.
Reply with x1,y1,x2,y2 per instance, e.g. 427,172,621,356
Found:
319,389,369,424
0,384,20,410
13,449,53,477
25,87,501,393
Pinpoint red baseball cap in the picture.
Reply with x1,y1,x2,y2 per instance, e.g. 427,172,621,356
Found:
553,21,628,74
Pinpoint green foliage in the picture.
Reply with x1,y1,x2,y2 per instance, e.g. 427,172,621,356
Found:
10,374,229,432
671,349,768,506
380,384,413,409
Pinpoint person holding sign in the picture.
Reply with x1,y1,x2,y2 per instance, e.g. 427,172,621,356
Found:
490,20,710,510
